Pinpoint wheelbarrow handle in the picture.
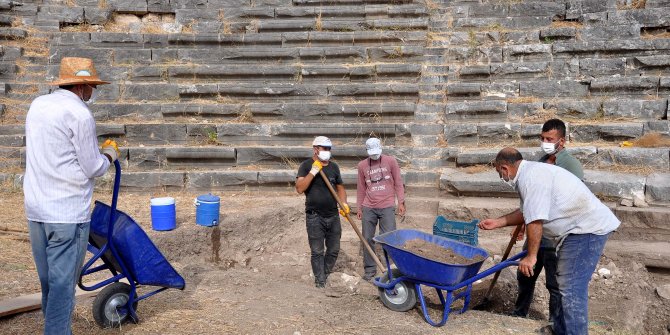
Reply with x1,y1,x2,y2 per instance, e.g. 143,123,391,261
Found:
108,160,122,243
469,250,527,284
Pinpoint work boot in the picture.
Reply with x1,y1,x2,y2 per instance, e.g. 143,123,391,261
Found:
536,325,554,335
315,282,325,288
363,272,376,282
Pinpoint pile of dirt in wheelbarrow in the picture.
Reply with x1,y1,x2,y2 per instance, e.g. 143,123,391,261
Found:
0,191,669,334
402,238,486,265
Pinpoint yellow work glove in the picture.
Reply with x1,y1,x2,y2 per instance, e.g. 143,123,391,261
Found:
309,159,323,176
101,139,120,162
339,203,350,217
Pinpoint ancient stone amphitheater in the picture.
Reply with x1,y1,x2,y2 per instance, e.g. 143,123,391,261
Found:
0,0,669,267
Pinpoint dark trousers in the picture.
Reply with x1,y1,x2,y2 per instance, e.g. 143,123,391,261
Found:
306,212,341,285
361,206,396,276
514,245,560,326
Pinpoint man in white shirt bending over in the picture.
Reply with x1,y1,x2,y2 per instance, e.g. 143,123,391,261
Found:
479,148,620,335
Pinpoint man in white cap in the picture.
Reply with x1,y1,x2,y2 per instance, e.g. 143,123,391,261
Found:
356,137,405,281
296,136,349,288
24,57,120,335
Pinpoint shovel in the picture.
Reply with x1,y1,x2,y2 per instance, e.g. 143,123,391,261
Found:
473,223,523,310
318,170,386,274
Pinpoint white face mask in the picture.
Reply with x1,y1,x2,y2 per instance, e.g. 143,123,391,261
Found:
541,141,558,155
318,150,331,161
499,170,516,189
83,85,99,105
370,154,381,160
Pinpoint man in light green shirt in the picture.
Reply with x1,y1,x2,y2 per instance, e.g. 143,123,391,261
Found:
511,119,584,324
539,119,583,180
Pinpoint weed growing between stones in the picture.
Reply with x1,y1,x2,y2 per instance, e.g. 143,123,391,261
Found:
630,132,670,148
280,155,300,170
617,0,646,10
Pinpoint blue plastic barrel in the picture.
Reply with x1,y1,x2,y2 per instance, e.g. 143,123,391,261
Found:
150,197,176,231
195,194,220,227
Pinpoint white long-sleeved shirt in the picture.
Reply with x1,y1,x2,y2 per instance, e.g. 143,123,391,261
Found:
24,89,110,223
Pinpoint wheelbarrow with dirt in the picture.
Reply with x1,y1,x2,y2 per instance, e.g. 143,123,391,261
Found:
78,160,185,328
372,229,526,327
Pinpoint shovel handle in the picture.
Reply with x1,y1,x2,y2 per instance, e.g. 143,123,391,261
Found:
483,223,523,299
318,170,386,273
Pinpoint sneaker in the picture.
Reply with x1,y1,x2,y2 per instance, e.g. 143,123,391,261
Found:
363,273,376,282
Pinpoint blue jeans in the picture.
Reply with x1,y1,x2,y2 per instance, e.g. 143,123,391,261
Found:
306,212,341,285
361,206,396,276
554,233,610,335
29,221,90,335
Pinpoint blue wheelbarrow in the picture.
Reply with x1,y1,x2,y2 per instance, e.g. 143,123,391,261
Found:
372,229,526,327
78,160,185,328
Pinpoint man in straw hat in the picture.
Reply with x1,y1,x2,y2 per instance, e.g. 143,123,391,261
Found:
24,57,120,334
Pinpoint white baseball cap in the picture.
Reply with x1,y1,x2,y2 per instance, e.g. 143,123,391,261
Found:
312,136,332,147
366,138,382,155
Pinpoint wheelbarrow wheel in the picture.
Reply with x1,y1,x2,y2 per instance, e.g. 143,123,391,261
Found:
378,268,417,312
92,282,138,328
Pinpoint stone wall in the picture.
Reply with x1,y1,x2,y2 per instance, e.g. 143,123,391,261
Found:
0,0,669,202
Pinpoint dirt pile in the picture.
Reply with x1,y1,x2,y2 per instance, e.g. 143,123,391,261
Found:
402,238,486,265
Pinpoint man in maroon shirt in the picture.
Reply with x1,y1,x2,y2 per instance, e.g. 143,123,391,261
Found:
356,138,406,281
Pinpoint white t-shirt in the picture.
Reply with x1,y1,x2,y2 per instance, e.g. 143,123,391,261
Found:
516,160,621,246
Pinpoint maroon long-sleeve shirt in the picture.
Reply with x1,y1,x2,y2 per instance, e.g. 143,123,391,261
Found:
356,155,405,210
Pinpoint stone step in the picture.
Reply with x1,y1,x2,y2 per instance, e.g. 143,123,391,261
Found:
0,27,26,39
0,63,17,79
274,4,428,20
159,102,415,121
177,83,420,101
50,44,427,68
445,121,669,146
293,0,415,6
96,122,411,146
455,146,670,170
604,240,670,269
439,166,670,204
120,145,412,170
94,101,420,122
160,31,427,48
252,18,428,32
145,63,422,83
552,40,669,59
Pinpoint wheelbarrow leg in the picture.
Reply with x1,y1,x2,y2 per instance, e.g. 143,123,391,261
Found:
460,284,473,313
127,282,139,323
416,283,453,327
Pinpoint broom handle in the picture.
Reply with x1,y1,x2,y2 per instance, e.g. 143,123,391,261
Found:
484,224,523,299
318,170,386,273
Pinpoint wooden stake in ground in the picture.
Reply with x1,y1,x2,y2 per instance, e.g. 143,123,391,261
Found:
318,170,386,274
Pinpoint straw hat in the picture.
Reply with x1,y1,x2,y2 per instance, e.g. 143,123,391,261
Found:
50,57,110,86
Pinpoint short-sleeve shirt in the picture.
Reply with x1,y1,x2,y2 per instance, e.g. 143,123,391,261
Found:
539,149,584,180
516,160,620,248
297,159,343,217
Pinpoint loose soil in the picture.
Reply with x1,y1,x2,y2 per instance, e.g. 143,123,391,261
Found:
402,239,485,265
0,191,668,334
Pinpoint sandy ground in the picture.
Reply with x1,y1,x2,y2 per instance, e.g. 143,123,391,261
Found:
0,190,668,334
